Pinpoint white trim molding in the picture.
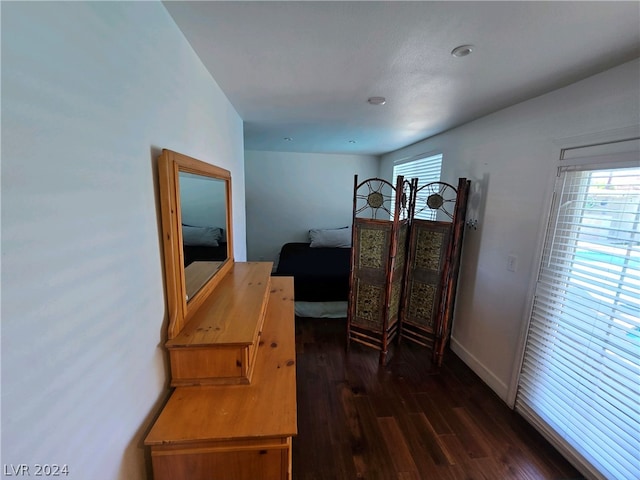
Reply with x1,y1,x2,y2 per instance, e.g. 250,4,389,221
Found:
450,336,510,402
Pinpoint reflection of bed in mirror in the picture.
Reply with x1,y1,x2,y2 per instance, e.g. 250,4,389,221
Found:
181,224,227,266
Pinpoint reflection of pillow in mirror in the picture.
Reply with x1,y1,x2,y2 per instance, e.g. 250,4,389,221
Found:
182,225,223,247
309,226,351,248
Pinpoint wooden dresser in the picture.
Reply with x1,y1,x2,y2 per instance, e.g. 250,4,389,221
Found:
145,263,296,480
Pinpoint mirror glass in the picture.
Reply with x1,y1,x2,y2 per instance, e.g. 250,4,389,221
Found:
179,171,229,301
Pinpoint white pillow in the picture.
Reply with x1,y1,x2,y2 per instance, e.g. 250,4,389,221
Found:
309,226,352,248
182,225,223,247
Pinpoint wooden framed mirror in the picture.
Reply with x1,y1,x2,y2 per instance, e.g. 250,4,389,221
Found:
158,149,233,339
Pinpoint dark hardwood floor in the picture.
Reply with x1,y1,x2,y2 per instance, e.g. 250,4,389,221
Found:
293,317,584,480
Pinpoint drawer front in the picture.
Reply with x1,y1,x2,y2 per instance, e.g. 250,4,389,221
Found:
170,347,249,385
151,444,289,480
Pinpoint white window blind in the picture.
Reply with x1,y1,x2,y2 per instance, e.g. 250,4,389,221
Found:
392,153,443,220
516,140,640,480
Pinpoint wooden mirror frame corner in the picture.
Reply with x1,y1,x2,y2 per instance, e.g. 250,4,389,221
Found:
158,149,234,339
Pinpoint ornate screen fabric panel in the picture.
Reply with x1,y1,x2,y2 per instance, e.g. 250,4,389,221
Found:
401,220,452,347
351,220,392,333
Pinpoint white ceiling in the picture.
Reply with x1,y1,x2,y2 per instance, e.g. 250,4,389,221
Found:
164,1,640,155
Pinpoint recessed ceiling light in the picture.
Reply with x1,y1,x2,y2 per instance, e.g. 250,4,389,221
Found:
451,44,474,58
367,96,386,105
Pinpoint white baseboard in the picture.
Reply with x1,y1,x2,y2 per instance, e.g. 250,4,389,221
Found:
449,336,510,403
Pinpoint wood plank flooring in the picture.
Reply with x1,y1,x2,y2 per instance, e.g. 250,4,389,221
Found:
293,317,584,480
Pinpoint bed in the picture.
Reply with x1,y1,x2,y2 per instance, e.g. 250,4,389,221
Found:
273,237,351,318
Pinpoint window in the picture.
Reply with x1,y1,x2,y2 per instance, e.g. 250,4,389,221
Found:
392,153,443,220
516,139,640,480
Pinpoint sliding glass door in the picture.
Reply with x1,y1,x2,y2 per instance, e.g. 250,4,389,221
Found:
516,140,639,480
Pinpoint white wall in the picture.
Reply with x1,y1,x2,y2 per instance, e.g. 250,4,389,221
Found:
244,151,379,264
381,59,640,402
1,2,245,479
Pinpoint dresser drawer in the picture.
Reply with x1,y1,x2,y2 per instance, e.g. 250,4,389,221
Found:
151,438,291,480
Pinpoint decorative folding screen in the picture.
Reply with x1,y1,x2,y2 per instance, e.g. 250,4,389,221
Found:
347,176,470,366
347,176,409,364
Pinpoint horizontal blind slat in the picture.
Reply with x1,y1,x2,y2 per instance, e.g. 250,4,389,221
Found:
523,327,640,419
517,368,640,455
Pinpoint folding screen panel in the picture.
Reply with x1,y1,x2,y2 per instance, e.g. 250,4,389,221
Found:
347,176,409,364
400,221,452,350
400,178,470,366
